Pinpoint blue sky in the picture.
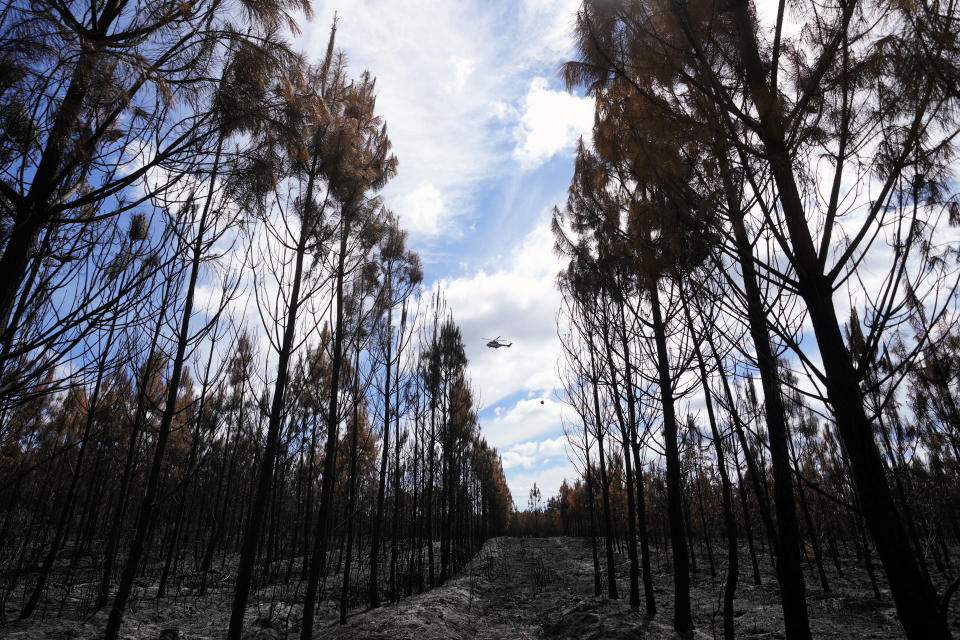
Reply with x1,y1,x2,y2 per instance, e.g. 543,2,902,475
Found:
294,0,591,505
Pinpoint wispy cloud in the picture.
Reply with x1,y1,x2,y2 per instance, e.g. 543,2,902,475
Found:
297,1,583,245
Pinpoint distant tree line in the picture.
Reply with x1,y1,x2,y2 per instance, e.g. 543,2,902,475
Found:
0,2,511,638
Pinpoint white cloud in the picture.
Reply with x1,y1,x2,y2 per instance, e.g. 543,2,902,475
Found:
439,216,563,406
483,397,564,450
513,77,594,169
501,450,537,470
500,436,570,464
538,435,568,457
511,441,540,456
497,433,579,506
489,100,517,120
446,56,476,94
397,184,447,236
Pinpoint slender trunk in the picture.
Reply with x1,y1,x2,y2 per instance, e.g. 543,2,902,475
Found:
340,360,361,625
588,331,618,600
97,289,168,608
682,290,737,639
682,485,698,575
693,466,715,578
705,331,778,561
790,449,830,596
426,306,438,589
857,509,882,601
200,406,241,596
20,316,118,619
630,442,656,615
878,415,931,584
389,321,404,600
369,300,393,608
105,193,211,640
719,151,810,639
584,430,603,597
158,345,216,599
648,282,691,632
301,412,319,581
600,305,639,606
619,309,657,615
440,378,451,584
735,451,762,586
427,391,436,588
227,169,316,640
409,393,421,595
300,214,350,640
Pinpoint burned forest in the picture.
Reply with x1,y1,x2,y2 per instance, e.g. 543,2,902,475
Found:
2,0,960,639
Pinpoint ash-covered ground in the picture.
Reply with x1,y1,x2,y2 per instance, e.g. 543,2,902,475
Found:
4,536,953,639
322,536,920,640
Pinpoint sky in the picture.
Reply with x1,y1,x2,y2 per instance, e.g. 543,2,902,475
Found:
295,0,591,507
279,0,960,511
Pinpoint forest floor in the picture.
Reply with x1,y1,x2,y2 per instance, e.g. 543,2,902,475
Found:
320,536,927,640
4,536,957,639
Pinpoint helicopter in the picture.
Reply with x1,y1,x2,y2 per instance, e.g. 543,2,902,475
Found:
485,336,512,349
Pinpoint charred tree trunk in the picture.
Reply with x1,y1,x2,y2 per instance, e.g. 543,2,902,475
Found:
300,215,351,640
600,306,639,606
340,359,362,625
715,146,811,639
20,316,118,619
682,289,738,639
105,192,212,640
584,429,603,597
648,282,692,632
226,169,317,640
98,286,169,609
389,318,405,601
369,300,393,608
588,330,619,600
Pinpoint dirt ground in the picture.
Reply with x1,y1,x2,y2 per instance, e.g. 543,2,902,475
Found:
4,536,956,639
319,536,937,640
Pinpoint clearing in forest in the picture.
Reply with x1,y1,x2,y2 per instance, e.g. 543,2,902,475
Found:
322,536,911,640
